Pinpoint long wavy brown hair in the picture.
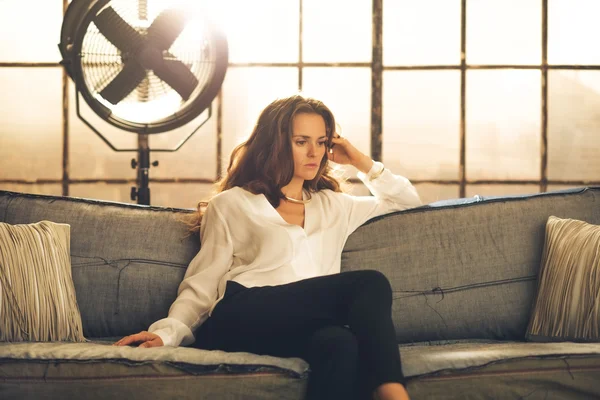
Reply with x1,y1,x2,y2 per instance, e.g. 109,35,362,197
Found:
187,94,344,234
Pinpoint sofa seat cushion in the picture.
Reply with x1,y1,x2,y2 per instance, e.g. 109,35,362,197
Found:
401,340,600,377
0,341,309,400
0,340,308,376
402,340,600,399
4,340,600,378
3,340,600,400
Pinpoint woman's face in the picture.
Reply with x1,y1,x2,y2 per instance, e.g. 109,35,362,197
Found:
290,113,328,181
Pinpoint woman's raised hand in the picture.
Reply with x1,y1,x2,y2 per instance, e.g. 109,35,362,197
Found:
113,331,164,348
328,134,374,174
328,134,362,166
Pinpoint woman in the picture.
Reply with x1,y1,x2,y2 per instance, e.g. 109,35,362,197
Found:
114,95,421,400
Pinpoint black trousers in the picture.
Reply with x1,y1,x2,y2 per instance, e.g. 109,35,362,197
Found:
193,269,405,400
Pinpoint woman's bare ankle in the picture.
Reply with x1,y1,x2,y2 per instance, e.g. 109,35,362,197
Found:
373,382,410,400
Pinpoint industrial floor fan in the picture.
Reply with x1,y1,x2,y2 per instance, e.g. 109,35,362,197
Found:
59,0,228,204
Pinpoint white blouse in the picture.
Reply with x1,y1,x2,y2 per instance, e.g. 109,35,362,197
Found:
149,162,422,347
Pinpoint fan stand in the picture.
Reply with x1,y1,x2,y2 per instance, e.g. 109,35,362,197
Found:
130,134,153,204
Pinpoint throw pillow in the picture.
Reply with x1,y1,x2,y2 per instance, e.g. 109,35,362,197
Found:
0,220,86,342
526,216,600,342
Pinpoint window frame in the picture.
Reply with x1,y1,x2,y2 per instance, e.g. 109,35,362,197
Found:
1,0,598,199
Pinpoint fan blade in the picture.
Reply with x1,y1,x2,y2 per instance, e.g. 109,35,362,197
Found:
100,61,147,105
151,58,199,100
94,6,144,53
147,8,187,51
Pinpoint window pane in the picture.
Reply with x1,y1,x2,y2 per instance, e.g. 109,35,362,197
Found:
148,108,217,180
0,0,63,62
548,71,600,181
221,67,299,173
0,68,63,180
73,182,214,207
150,183,216,209
208,0,299,63
466,185,539,198
69,183,131,203
548,0,600,64
415,183,460,204
383,0,461,66
546,185,588,193
303,0,371,63
302,68,371,179
466,70,541,180
382,71,460,180
467,0,541,65
339,182,458,207
69,82,138,180
0,184,62,196
341,182,458,206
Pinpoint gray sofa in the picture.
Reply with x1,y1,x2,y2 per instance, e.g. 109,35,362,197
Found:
1,187,600,399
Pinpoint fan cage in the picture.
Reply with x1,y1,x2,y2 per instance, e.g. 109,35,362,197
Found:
70,0,227,133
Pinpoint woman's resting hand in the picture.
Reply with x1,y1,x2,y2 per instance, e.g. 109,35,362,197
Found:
113,331,164,348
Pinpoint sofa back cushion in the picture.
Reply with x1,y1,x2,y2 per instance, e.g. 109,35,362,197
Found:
0,192,198,338
1,187,599,341
342,187,600,342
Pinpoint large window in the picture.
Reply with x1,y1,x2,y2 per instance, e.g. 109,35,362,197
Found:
1,0,599,207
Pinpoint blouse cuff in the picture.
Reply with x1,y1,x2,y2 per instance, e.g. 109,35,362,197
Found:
357,161,385,182
148,317,195,347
